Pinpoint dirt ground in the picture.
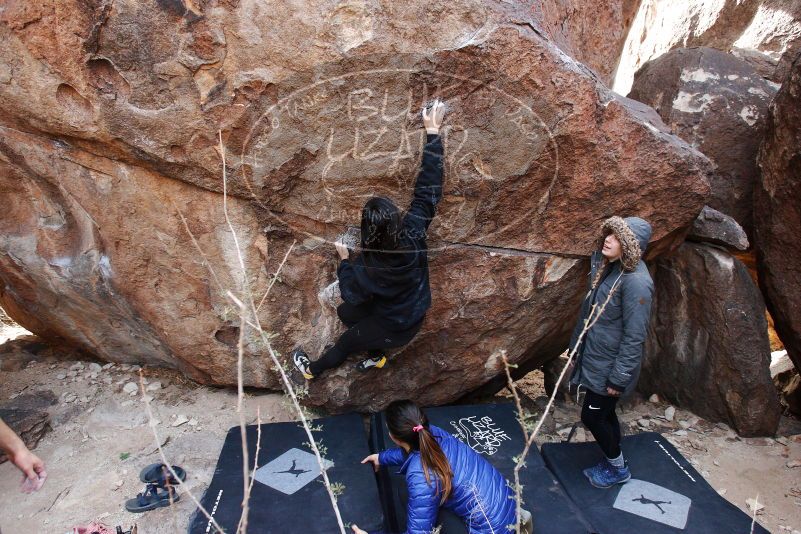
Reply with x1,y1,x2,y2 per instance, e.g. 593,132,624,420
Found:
0,326,800,533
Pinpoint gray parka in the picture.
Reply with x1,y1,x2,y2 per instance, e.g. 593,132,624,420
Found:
568,217,655,397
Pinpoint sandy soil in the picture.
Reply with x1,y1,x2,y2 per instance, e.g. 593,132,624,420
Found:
0,333,799,533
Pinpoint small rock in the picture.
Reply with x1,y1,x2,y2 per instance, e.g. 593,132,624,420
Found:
120,400,134,407
679,420,692,429
64,393,77,403
172,414,189,427
70,362,85,371
55,373,67,380
188,418,198,427
122,382,138,395
120,364,131,371
102,376,113,384
776,436,790,446
649,394,660,403
79,396,89,404
674,430,688,437
718,488,727,496
142,395,153,403
67,370,77,378
713,460,720,466
88,362,102,372
746,497,764,515
665,406,676,421
637,418,651,428
146,381,162,392
102,363,114,370
787,460,801,469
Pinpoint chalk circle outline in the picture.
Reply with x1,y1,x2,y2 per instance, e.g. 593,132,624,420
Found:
238,58,560,254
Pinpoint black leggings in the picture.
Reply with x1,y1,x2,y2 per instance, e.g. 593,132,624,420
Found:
308,302,422,376
580,389,622,458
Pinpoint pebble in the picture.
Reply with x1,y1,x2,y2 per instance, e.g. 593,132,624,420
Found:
787,460,801,469
123,382,138,395
70,362,85,371
64,393,77,403
88,362,102,372
56,373,67,380
649,394,660,403
665,406,676,421
102,363,114,370
79,396,89,404
637,418,651,428
679,420,692,429
674,430,688,437
188,418,199,427
172,414,189,427
146,381,162,392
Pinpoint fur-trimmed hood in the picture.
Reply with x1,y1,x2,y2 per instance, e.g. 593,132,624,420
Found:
602,216,652,271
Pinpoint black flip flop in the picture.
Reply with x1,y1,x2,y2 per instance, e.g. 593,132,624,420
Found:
138,463,186,487
125,484,179,513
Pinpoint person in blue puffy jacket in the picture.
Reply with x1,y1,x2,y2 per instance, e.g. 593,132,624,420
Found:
352,400,532,534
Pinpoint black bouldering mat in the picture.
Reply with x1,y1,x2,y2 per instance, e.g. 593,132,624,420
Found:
188,414,384,534
541,432,769,534
370,402,594,534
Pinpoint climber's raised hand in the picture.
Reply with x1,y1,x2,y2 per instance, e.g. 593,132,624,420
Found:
423,99,446,135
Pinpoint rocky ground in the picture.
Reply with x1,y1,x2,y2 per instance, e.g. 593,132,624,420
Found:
0,329,799,533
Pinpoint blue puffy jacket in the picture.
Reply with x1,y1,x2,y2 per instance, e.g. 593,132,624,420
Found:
378,425,516,534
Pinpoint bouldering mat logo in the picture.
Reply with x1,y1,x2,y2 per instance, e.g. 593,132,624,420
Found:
254,447,334,495
450,415,510,455
613,479,692,529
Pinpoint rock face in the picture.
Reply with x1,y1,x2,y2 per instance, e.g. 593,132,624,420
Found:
0,2,711,412
688,205,750,251
755,52,801,373
533,0,641,85
641,243,781,437
629,47,776,236
615,0,801,93
0,392,57,463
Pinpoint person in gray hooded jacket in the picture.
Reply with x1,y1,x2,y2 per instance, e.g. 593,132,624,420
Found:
568,216,654,489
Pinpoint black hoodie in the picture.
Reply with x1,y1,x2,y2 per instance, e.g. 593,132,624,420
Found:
337,133,443,331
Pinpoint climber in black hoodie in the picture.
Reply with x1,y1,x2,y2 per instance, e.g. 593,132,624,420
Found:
292,99,446,379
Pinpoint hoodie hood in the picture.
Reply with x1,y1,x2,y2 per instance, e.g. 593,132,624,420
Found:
602,216,652,271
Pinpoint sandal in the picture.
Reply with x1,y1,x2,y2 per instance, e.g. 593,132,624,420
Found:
138,463,186,487
124,484,180,513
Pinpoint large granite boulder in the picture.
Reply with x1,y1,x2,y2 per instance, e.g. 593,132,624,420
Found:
0,1,711,412
615,0,801,93
755,52,801,372
629,47,777,236
641,242,781,437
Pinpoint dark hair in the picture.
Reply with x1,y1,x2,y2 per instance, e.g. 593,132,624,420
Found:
361,197,402,252
386,400,453,504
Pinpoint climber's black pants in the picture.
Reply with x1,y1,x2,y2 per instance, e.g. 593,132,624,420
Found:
308,302,422,376
581,389,622,458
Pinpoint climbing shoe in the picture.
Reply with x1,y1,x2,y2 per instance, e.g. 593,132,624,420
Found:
588,461,631,489
356,355,387,372
292,348,314,380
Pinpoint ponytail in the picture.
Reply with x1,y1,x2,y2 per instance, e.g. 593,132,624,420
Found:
386,400,453,504
417,426,453,504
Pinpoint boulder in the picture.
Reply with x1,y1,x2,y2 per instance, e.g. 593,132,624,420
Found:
641,242,781,436
0,2,711,411
629,47,777,236
614,0,801,93
533,0,641,86
0,391,57,463
755,52,801,372
688,205,750,251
